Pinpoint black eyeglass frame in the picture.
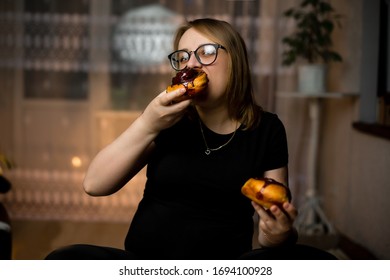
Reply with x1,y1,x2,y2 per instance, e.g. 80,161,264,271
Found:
167,43,226,71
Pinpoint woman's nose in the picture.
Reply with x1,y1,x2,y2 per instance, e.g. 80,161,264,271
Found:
186,53,202,68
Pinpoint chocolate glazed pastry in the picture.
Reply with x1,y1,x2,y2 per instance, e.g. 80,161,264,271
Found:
241,178,291,209
166,68,208,99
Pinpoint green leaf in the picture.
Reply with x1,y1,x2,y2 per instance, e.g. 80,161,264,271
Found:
319,2,333,14
280,0,343,65
0,154,15,170
321,20,334,33
283,8,295,17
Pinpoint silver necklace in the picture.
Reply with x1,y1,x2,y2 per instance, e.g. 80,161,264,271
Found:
198,118,238,155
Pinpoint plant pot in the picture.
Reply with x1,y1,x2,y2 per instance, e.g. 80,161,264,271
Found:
298,64,326,94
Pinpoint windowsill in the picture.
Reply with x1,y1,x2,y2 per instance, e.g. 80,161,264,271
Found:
352,122,390,140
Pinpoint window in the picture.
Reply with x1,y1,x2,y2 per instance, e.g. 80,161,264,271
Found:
23,0,90,100
353,0,390,139
377,0,390,125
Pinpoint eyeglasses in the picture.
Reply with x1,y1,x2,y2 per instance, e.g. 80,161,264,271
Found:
168,43,226,71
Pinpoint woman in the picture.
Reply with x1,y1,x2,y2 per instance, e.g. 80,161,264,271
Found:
46,18,298,260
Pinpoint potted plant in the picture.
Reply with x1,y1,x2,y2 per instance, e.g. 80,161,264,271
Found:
281,0,343,94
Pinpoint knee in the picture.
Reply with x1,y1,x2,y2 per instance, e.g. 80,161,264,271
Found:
45,244,85,260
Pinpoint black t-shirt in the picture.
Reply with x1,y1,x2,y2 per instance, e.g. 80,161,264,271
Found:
125,110,288,259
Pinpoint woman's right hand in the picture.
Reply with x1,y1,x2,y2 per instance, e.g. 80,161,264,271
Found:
139,87,192,135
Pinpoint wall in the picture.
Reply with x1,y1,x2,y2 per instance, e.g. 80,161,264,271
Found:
320,102,390,259
322,0,390,259
276,0,390,259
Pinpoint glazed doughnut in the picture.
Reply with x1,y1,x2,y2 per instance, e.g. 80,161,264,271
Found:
241,178,291,209
166,68,208,97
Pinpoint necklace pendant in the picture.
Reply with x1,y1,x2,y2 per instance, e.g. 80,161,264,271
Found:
205,149,211,155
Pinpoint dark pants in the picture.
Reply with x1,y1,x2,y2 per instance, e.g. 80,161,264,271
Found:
0,229,12,260
0,203,12,260
45,244,337,260
45,244,138,260
239,244,338,260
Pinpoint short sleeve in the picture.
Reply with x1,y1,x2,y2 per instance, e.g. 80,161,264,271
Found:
263,114,289,171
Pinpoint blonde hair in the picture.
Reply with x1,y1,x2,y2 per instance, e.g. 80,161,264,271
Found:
173,18,262,129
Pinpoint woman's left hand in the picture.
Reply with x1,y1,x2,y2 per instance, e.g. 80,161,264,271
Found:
252,201,298,247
